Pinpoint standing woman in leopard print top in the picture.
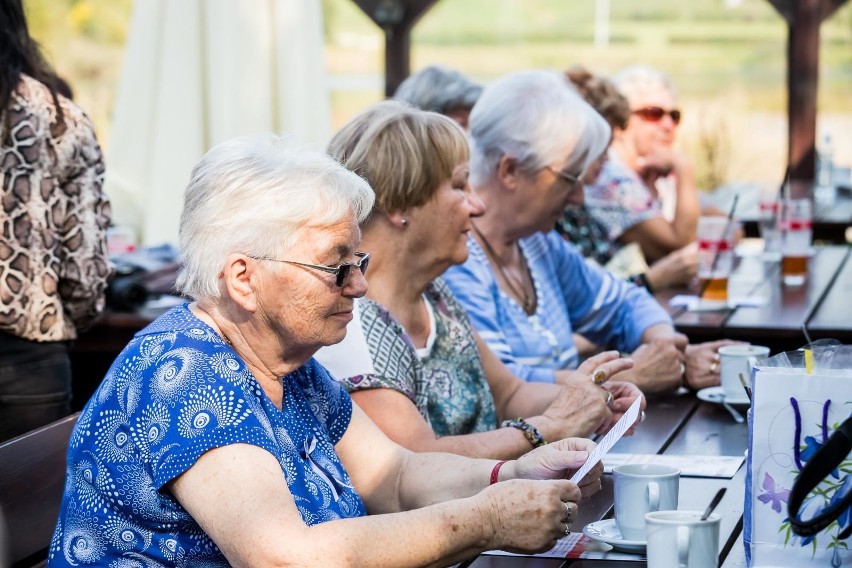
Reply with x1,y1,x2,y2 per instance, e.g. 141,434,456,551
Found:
0,0,111,441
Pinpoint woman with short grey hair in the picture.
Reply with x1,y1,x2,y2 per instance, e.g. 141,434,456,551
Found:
49,134,604,567
468,70,611,190
444,70,706,394
394,65,482,130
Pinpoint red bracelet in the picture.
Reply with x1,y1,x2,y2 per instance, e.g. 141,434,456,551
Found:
490,460,507,485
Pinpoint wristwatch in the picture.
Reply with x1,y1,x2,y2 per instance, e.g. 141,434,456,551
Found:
501,417,547,448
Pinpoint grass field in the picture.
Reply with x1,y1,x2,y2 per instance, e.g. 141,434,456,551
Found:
26,0,852,189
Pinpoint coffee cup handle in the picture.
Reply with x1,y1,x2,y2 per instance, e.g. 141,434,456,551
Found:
647,481,660,512
677,526,690,568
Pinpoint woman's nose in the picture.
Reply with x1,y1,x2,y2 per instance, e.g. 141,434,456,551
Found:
467,187,486,217
343,267,368,298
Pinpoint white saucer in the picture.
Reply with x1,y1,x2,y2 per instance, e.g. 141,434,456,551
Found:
582,519,646,553
696,386,751,406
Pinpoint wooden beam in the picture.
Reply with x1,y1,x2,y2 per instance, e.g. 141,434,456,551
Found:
786,0,821,198
350,0,440,97
766,0,793,24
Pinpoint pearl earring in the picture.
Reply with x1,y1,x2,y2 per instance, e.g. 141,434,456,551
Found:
401,218,409,226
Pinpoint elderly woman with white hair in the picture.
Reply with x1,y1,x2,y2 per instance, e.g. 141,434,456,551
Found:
48,134,605,567
444,70,722,393
585,65,707,263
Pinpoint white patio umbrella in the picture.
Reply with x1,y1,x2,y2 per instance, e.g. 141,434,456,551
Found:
104,0,330,246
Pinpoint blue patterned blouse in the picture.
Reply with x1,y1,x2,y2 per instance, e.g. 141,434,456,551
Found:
444,231,672,384
48,304,365,567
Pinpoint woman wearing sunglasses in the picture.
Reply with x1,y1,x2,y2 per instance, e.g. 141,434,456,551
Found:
558,65,699,294
316,100,643,460
50,135,607,566
585,65,703,263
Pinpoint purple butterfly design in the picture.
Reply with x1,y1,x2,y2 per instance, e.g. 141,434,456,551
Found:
757,472,791,513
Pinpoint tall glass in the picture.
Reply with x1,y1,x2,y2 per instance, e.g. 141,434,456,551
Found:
780,198,812,286
757,188,781,260
696,216,736,303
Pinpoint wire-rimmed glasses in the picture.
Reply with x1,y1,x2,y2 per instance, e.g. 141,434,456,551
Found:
249,251,370,287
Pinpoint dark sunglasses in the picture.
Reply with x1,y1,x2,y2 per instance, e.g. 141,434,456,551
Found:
632,106,682,125
249,251,370,287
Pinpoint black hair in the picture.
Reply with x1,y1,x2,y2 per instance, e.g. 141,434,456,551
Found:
0,0,65,133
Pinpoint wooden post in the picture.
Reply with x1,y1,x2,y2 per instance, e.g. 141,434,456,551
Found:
350,0,439,97
767,0,849,198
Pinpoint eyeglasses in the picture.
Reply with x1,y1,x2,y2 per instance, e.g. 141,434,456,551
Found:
249,251,370,287
632,106,682,125
545,166,583,189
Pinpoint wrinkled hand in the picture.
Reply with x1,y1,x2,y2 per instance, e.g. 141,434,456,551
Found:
548,352,634,438
596,381,646,437
513,438,602,497
647,242,698,289
684,339,745,390
617,338,686,393
478,478,580,553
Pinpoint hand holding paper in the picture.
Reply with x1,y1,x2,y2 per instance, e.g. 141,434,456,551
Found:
571,397,642,484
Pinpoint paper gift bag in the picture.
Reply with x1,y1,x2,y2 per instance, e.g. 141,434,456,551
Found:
744,363,852,567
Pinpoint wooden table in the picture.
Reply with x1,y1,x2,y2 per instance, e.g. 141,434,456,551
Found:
655,244,851,353
461,390,750,567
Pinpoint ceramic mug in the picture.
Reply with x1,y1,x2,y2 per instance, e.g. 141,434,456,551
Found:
645,510,720,568
613,464,680,541
718,344,770,401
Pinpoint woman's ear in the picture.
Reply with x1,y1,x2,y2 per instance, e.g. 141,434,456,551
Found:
221,254,258,312
496,155,520,191
386,210,410,230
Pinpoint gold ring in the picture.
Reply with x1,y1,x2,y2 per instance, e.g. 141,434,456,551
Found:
709,361,719,374
564,501,572,520
592,370,607,385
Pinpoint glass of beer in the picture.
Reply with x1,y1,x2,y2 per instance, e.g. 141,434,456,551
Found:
780,198,812,286
697,216,736,303
757,187,781,260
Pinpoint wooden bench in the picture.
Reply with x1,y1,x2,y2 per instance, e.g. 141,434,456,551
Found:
0,413,79,567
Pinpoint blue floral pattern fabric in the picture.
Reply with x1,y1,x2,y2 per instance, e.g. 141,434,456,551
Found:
48,304,365,567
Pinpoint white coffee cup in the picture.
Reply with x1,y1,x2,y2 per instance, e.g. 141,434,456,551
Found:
718,344,770,400
645,510,720,568
613,464,680,541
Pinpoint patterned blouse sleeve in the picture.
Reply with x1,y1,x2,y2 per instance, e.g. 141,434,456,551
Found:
54,96,112,331
304,360,354,445
145,338,281,489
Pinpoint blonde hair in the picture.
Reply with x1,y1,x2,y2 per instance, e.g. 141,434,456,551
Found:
327,100,469,219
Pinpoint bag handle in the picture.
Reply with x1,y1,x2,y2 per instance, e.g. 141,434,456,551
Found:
788,415,852,538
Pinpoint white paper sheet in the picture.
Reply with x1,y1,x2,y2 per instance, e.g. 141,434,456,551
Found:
571,397,641,484
603,453,745,478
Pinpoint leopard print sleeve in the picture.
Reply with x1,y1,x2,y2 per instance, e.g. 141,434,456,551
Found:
0,75,112,341
53,90,112,332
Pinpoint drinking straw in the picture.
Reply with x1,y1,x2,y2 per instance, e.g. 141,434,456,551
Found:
697,194,740,299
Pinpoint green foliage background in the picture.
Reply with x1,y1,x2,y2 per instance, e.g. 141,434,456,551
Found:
24,0,852,187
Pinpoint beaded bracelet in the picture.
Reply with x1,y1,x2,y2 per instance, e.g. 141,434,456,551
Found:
500,417,546,448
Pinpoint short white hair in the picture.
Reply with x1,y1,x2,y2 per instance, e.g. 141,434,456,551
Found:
176,134,375,302
612,65,676,106
468,70,611,187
